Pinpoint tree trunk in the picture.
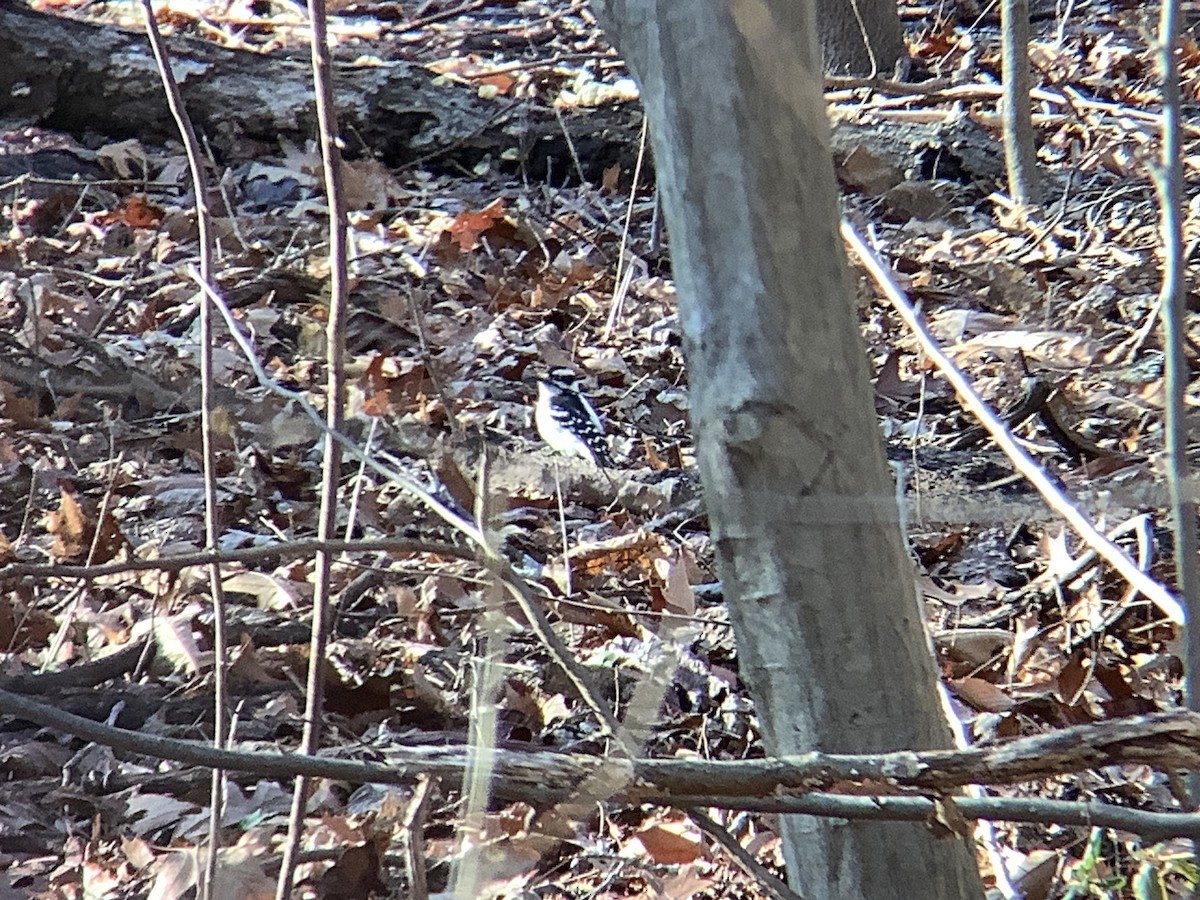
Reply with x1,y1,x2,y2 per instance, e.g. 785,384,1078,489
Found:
592,2,984,898
817,0,907,75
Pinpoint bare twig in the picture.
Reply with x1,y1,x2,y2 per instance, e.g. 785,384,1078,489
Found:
842,221,1186,624
451,601,508,899
0,538,473,581
404,288,464,441
276,1,351,895
400,0,488,31
1151,0,1199,770
822,75,953,96
137,4,229,895
551,462,573,596
1154,0,1200,834
0,638,151,693
451,450,506,899
402,777,433,900
687,809,803,900
603,114,649,341
1000,0,1040,204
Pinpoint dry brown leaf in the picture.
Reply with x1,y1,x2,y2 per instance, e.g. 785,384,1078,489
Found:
45,487,127,564
650,551,696,616
567,529,669,577
836,145,903,196
641,436,672,471
82,860,123,899
0,594,56,653
100,195,164,229
954,329,1099,366
932,627,1013,671
318,838,386,900
0,381,44,428
874,350,920,406
554,592,642,638
629,815,705,866
929,797,973,839
121,835,156,871
147,845,273,900
45,488,88,561
228,636,282,688
948,676,1017,712
222,571,301,612
0,738,72,778
1056,649,1092,706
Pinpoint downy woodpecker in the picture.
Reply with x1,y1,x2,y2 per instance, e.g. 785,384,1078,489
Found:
534,368,615,468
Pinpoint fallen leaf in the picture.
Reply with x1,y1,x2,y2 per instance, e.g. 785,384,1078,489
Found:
629,815,705,866
446,199,506,251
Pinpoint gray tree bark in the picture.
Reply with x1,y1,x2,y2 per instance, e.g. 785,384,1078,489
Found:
1001,0,1040,204
817,0,907,75
592,2,984,898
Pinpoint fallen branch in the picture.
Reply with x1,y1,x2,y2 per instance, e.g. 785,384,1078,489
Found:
5,687,1200,837
0,538,474,580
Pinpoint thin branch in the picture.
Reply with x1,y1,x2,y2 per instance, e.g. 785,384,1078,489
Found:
402,776,433,900
405,288,464,442
277,1,351,894
666,793,1200,844
603,113,649,341
0,537,472,581
687,809,803,900
451,450,505,899
451,602,508,898
1152,0,1199,760
136,4,229,896
0,638,150,693
822,75,953,96
1000,0,1040,204
842,221,1186,624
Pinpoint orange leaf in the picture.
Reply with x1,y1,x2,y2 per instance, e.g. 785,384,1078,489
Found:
445,199,506,251
101,195,164,229
477,72,516,95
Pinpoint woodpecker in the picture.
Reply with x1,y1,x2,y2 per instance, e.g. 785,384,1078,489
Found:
534,368,615,468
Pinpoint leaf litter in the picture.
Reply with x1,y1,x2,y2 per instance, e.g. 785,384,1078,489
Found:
2,0,1200,896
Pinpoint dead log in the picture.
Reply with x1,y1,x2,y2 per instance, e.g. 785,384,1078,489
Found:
0,3,638,176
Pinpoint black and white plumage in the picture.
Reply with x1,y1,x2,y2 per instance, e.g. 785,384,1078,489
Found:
534,368,615,468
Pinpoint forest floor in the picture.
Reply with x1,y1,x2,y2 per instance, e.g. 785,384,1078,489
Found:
2,0,1200,897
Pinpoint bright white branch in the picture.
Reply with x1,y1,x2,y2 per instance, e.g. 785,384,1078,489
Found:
842,221,1186,624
